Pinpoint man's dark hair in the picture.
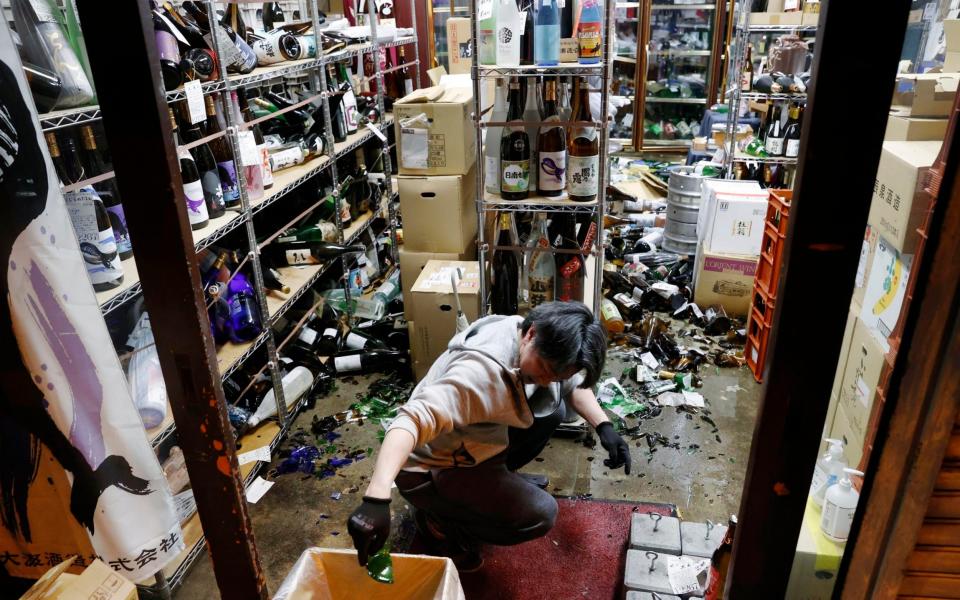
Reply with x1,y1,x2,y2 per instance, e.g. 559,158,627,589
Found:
520,301,607,390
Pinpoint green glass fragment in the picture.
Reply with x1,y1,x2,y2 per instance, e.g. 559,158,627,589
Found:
366,546,394,584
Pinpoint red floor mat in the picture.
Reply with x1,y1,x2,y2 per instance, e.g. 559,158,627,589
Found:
413,497,676,600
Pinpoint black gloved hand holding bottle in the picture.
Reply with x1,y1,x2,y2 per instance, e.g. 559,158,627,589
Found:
347,496,391,566
596,421,631,474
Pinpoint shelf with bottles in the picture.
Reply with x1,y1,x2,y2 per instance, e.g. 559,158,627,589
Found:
731,152,797,164
38,105,103,132
739,91,807,102
96,257,142,316
333,115,395,158
249,156,332,214
648,49,713,57
651,3,716,10
482,191,599,213
644,96,707,104
217,328,272,381
741,24,817,33
321,36,417,64
476,63,605,77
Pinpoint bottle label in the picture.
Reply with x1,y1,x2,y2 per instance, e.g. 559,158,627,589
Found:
298,327,319,346
343,89,360,133
785,138,800,158
335,354,363,373
811,464,827,495
258,144,274,187
501,159,530,193
183,179,209,225
284,249,318,265
323,328,338,339
64,188,123,285
204,27,243,70
485,154,501,193
613,292,638,312
319,221,338,242
765,137,784,156
217,160,241,207
155,30,181,64
253,38,285,65
377,280,399,299
571,125,598,142
104,201,133,256
538,150,566,191
577,22,602,60
270,147,305,171
200,169,226,214
528,274,554,307
567,154,599,196
344,332,368,350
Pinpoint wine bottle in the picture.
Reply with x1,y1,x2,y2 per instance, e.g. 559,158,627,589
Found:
179,118,227,220
783,104,802,158
262,266,291,294
206,281,231,344
169,108,210,230
183,1,256,74
342,327,388,351
46,132,124,291
78,126,133,259
23,62,62,112
567,78,599,202
704,516,737,599
221,3,250,45
397,47,415,97
263,2,285,31
491,213,520,315
338,62,360,134
523,213,555,308
277,219,339,244
161,2,209,49
554,214,584,302
578,0,603,64
478,0,498,65
537,78,566,196
741,44,753,92
314,322,344,357
262,241,366,267
331,349,408,376
500,78,531,200
484,78,508,195
326,64,349,142
152,8,183,90
252,30,301,66
203,94,242,210
765,104,785,157
520,0,536,66
237,88,274,190
534,0,560,66
201,250,230,291
226,273,263,342
522,78,542,191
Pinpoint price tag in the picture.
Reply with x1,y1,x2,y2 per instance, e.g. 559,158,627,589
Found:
478,0,493,19
238,446,272,466
366,122,388,142
185,80,206,125
238,130,260,166
667,556,709,595
245,476,275,504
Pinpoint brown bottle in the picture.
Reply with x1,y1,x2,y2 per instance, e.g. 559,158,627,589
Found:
537,78,566,196
567,77,599,202
704,515,737,599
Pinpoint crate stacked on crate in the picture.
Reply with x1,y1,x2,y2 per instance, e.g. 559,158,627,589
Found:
745,189,791,382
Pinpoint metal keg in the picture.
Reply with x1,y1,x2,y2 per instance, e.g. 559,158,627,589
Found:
662,165,715,255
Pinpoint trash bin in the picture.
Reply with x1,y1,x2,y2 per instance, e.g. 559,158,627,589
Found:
273,548,466,600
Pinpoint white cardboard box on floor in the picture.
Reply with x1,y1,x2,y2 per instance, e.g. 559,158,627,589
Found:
703,193,768,257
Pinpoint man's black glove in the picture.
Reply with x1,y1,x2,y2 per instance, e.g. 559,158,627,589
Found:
596,422,632,475
347,496,391,566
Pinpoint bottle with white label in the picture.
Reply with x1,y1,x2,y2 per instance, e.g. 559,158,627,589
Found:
331,349,409,376
496,0,523,67
567,77,599,202
537,78,566,196
247,364,315,428
523,78,543,191
261,241,366,267
811,438,846,509
167,108,210,229
765,104,785,157
500,78,531,200
342,328,388,351
820,468,864,542
485,79,509,195
783,103,802,158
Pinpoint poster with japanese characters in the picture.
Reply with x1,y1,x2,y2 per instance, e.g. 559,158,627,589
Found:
0,18,183,581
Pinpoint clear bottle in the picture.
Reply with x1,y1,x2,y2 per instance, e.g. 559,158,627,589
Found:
246,365,315,428
496,0,523,67
537,78,566,196
600,298,625,333
485,79,509,195
231,91,264,202
238,88,273,190
500,78,531,200
523,213,555,308
534,0,560,66
554,214,584,302
478,0,498,65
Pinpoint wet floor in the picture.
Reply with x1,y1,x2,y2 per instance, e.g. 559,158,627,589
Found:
174,342,761,599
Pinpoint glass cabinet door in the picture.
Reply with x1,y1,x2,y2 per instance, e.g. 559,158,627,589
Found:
428,0,471,72
639,0,723,149
612,1,642,143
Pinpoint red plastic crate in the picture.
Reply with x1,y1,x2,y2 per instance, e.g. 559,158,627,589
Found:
750,284,776,326
766,189,792,237
755,222,787,296
745,305,772,383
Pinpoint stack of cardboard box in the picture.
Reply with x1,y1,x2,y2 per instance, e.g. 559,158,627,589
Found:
394,85,479,380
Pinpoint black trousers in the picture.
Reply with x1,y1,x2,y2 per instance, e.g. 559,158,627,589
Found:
395,402,566,546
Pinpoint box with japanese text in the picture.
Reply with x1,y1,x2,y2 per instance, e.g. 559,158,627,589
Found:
866,140,940,254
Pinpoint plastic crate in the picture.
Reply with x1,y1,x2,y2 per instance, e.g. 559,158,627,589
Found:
745,305,772,383
755,222,787,296
750,283,776,326
766,189,792,237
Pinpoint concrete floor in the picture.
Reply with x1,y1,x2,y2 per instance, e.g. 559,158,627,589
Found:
174,331,761,599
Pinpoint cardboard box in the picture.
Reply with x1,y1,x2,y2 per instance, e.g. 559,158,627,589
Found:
785,498,846,599
560,39,578,63
697,179,766,253
446,18,472,75
748,11,803,25
399,166,478,253
399,246,476,318
830,402,863,468
851,225,878,308
408,261,482,371
829,302,860,405
892,73,959,117
836,317,888,464
859,236,912,350
884,114,948,141
693,249,759,316
944,19,960,52
867,140,940,254
393,86,476,176
703,193,768,257
944,51,960,73
22,559,137,600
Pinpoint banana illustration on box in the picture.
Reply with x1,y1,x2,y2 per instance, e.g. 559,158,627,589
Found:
872,254,902,316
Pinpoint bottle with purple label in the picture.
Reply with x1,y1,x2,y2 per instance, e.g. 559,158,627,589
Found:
204,94,242,210
152,4,182,90
169,108,210,230
78,125,133,259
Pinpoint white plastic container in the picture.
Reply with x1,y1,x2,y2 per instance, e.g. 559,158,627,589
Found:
820,468,864,542
811,438,846,509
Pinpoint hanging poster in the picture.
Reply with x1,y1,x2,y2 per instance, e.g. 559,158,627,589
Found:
0,17,183,582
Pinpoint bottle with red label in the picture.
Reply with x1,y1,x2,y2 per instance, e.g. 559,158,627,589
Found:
553,214,584,302
577,0,603,64
704,515,737,599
